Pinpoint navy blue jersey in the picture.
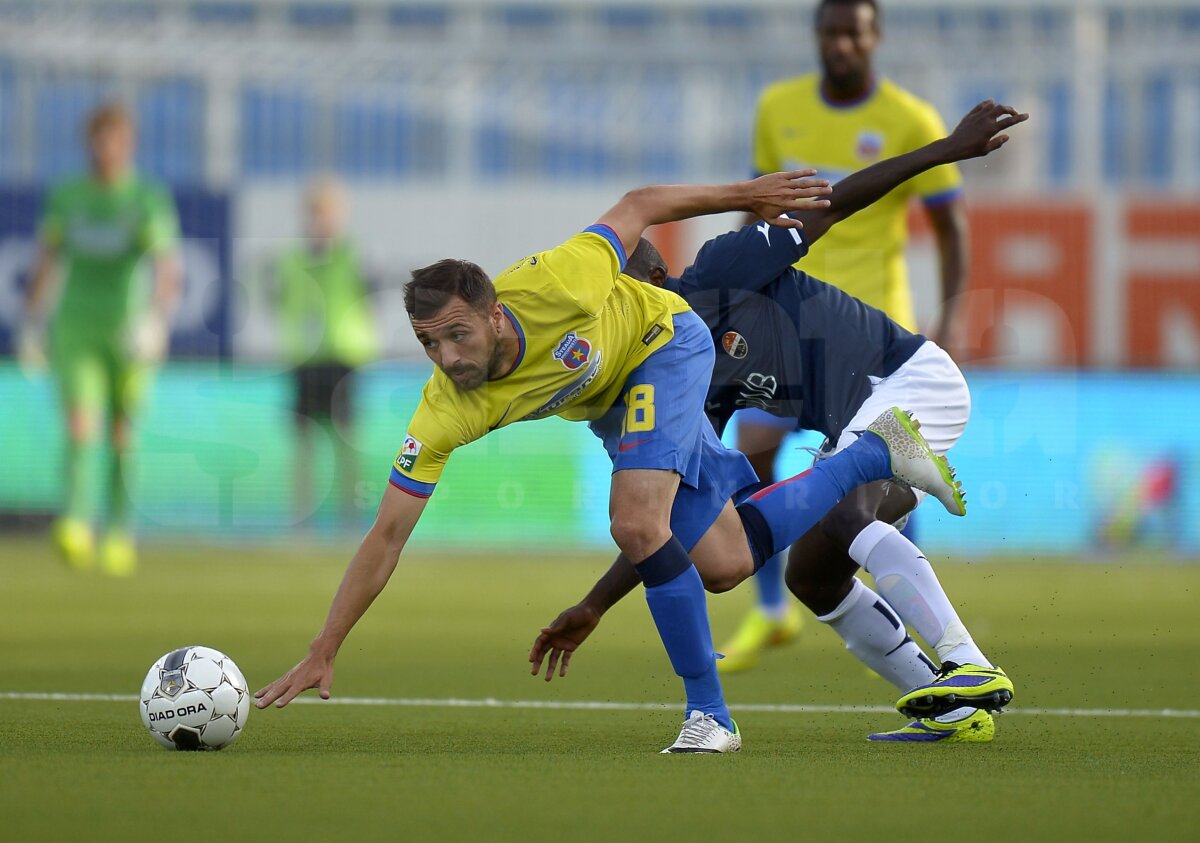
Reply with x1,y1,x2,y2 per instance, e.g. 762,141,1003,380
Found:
668,220,926,441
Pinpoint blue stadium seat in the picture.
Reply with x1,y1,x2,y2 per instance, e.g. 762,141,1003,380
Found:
240,87,317,176
1143,74,1172,184
137,78,205,184
288,3,355,29
34,79,109,182
1045,81,1073,186
189,2,257,26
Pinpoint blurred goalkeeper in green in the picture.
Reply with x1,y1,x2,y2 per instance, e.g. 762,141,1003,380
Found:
21,102,181,576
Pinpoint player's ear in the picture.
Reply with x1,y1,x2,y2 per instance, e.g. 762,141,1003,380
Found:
649,266,668,288
489,300,504,332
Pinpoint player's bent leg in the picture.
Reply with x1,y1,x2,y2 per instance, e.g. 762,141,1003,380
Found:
718,418,798,674
99,414,137,577
53,404,103,572
687,501,756,594
610,469,737,749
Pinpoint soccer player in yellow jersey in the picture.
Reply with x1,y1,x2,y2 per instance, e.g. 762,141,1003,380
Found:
253,172,968,752
722,0,971,671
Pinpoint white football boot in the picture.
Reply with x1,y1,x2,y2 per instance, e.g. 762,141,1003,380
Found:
866,407,967,516
660,710,742,754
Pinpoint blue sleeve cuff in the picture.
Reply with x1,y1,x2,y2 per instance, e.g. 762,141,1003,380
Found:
389,468,436,498
584,224,628,271
922,187,964,209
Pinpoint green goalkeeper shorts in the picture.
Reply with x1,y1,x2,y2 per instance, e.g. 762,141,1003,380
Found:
50,326,151,419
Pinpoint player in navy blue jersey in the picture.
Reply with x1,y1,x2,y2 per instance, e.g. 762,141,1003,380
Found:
531,100,1027,742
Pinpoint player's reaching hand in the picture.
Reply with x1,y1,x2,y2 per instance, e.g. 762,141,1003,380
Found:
529,603,602,682
254,651,335,708
745,170,833,229
942,99,1030,162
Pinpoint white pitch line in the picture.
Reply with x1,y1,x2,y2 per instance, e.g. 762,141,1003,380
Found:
2,691,1199,719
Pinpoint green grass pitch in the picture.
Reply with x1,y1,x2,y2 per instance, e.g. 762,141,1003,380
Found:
2,538,1199,841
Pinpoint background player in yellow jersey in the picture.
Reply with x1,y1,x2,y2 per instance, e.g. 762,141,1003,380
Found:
20,103,181,576
721,0,970,670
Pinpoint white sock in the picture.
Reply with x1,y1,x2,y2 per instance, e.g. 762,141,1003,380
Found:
848,521,992,668
817,578,939,692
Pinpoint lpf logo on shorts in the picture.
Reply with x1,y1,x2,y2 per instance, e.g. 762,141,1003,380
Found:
396,435,422,472
553,331,592,370
722,331,749,359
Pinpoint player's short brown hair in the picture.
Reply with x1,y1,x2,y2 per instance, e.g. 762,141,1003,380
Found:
405,259,496,321
86,102,135,138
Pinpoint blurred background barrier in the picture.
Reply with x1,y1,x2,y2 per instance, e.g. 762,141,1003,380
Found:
1,0,1197,554
3,361,1196,555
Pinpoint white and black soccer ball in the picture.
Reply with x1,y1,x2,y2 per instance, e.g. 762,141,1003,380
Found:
139,646,250,751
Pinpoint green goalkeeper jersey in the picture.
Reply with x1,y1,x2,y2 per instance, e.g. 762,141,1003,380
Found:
39,173,179,337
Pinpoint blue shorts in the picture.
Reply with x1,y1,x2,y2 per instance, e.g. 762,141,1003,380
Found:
590,309,759,550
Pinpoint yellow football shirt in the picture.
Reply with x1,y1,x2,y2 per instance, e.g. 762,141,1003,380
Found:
752,74,962,330
390,226,690,497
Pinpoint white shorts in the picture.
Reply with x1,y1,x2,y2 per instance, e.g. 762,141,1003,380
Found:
818,340,971,506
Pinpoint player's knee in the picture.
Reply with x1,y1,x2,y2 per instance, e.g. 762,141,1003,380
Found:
819,499,875,550
785,552,853,616
69,412,101,442
700,568,743,594
609,516,670,562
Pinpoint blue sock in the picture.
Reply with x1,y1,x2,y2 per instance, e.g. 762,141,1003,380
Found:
755,552,788,613
738,430,891,565
636,537,733,730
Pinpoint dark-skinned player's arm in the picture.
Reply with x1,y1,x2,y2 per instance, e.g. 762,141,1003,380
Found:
529,554,641,682
254,483,428,708
793,99,1028,245
682,100,1028,297
593,171,833,260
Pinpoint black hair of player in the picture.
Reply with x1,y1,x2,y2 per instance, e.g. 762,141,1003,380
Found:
624,238,668,285
405,259,496,321
814,0,881,31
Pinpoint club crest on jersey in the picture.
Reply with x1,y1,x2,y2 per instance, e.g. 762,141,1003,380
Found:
553,332,592,371
396,435,422,472
856,131,885,163
722,331,749,359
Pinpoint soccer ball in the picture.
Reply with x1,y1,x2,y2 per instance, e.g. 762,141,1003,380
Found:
139,646,250,750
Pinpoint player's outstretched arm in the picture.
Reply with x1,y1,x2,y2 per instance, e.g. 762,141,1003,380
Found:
595,172,833,258
792,99,1029,245
528,554,641,681
254,484,428,708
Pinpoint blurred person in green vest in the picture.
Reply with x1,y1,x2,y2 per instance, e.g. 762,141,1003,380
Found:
20,102,181,576
277,177,378,529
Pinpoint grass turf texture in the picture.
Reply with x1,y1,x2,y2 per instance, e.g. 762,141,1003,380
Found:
2,538,1199,841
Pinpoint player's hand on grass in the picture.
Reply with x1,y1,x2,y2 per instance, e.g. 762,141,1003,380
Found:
745,170,832,228
529,603,602,682
254,652,334,708
944,99,1030,161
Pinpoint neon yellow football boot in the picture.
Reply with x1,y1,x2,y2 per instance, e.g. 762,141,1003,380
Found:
52,517,95,572
717,605,803,673
895,662,1014,718
99,530,138,577
868,709,995,743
